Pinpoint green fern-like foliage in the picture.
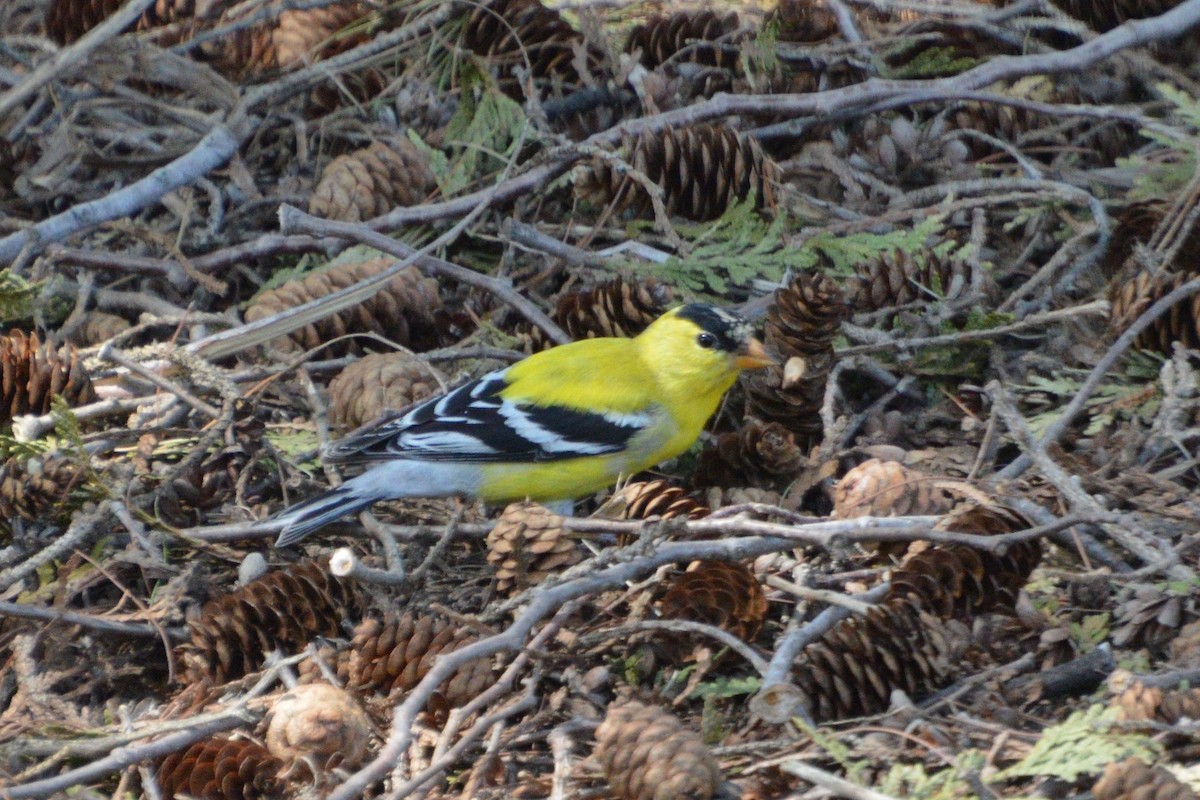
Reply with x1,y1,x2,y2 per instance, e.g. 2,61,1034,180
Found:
1018,351,1162,437
640,201,816,296
441,77,529,196
1125,84,1200,199
997,705,1159,783
885,43,979,79
806,214,947,275
0,270,40,324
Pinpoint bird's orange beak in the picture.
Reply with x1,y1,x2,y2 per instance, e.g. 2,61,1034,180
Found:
734,337,775,370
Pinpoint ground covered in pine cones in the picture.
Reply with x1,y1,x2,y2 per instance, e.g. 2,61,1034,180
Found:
1,0,1200,797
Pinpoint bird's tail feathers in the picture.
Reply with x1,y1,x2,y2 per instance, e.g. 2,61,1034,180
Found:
273,484,374,548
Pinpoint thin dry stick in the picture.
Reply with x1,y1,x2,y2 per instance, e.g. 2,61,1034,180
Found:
999,277,1200,479
0,0,158,118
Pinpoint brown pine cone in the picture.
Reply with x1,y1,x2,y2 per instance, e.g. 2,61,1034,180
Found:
180,560,362,685
1113,584,1192,653
887,540,1042,622
743,272,846,445
487,501,582,593
341,613,496,706
327,353,443,430
309,139,437,222
601,480,709,521
243,259,442,357
1051,0,1186,32
766,0,842,42
457,0,606,99
793,597,973,722
594,701,723,800
157,737,285,800
199,1,372,77
66,311,131,347
577,122,778,222
692,419,804,489
1112,679,1164,721
264,683,372,770
625,10,742,70
0,330,96,423
1109,270,1200,354
555,277,674,342
0,455,89,533
763,271,850,357
1093,758,1198,800
847,249,984,320
44,0,126,44
833,458,959,519
1170,619,1200,669
659,560,768,641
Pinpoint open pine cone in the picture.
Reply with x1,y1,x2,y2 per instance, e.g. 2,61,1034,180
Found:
578,122,778,222
244,259,442,357
157,737,285,800
340,612,496,708
594,700,723,800
659,560,768,641
487,501,582,593
0,330,96,423
309,139,437,222
1092,758,1198,800
327,353,443,430
743,272,848,445
180,560,362,684
1109,270,1200,354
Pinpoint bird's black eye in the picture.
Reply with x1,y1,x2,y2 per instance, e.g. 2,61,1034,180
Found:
696,332,718,349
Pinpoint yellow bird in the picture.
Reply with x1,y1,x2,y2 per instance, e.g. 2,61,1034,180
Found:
274,303,773,546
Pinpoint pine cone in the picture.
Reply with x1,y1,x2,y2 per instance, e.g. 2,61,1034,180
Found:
243,259,442,357
577,122,778,222
152,416,268,527
743,272,847,445
1051,0,1186,32
603,480,709,521
625,10,742,70
659,560,768,641
66,311,131,347
847,249,982,319
341,613,496,707
886,540,1042,622
1109,270,1200,354
44,0,126,44
833,458,959,518
487,501,582,593
847,115,975,191
157,737,285,800
0,455,88,533
1113,584,1193,653
0,330,96,423
766,0,841,42
1093,758,1198,800
309,139,437,222
180,560,362,685
200,1,372,77
327,353,442,430
1170,619,1200,669
791,597,972,722
594,701,723,800
1110,678,1200,725
458,0,606,100
265,683,372,769
692,419,804,489
556,277,674,341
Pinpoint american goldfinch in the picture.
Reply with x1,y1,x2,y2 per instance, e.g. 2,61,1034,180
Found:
273,303,772,546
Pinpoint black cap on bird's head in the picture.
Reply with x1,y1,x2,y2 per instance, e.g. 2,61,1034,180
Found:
674,303,774,369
